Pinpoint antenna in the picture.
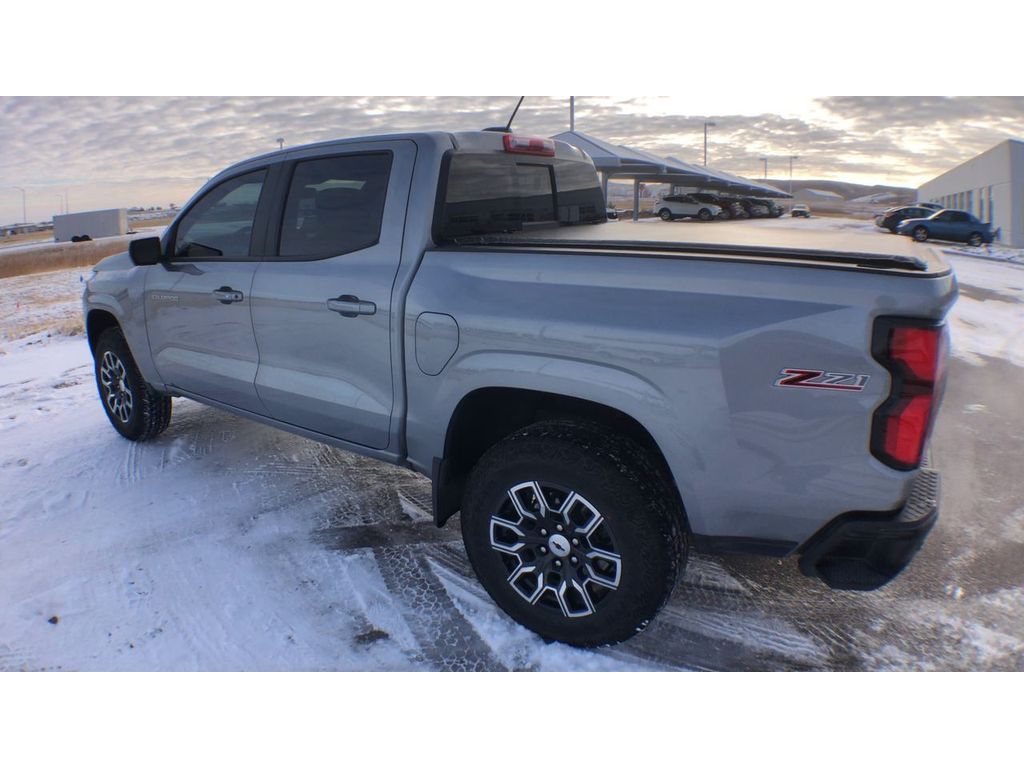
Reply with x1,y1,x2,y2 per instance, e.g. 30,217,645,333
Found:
505,96,524,132
484,97,526,132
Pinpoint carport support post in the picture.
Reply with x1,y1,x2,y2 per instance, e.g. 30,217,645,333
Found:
632,178,640,222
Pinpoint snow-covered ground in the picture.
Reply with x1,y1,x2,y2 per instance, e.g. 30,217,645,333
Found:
1,219,1023,671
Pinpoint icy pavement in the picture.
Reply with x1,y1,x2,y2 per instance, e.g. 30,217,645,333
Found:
1,247,1023,671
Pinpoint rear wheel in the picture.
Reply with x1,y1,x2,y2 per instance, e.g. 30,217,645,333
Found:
968,232,983,247
93,327,172,441
659,208,673,221
460,421,686,647
912,226,929,242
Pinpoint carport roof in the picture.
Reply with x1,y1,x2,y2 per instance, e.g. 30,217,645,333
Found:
551,130,669,175
552,129,791,198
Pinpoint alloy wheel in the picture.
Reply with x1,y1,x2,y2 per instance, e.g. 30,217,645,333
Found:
489,481,622,619
99,350,133,423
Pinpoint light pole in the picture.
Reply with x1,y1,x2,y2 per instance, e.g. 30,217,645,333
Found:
276,138,284,151
703,121,716,166
788,155,799,195
570,96,575,132
759,157,768,180
55,194,64,215
13,186,27,223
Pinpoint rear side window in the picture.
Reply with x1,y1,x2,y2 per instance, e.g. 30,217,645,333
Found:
278,152,392,259
436,152,605,240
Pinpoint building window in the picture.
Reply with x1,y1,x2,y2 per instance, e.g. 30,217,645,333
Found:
966,190,973,215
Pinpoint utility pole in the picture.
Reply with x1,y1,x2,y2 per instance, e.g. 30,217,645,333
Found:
13,186,27,223
759,157,768,180
276,138,284,151
788,156,799,195
703,121,716,166
570,96,575,132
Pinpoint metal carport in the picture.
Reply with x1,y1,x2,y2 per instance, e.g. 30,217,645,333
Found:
553,130,790,221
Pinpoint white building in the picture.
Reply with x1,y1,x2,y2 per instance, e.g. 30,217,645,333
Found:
918,139,1024,247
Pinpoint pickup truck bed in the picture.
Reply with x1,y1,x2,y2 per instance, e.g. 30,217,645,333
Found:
407,222,955,548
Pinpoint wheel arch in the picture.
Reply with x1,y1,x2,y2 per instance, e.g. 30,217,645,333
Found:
86,308,121,353
432,386,688,534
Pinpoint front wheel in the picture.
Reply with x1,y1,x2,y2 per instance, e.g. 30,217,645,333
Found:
93,327,172,441
698,208,712,221
912,226,929,242
460,421,686,647
659,208,673,221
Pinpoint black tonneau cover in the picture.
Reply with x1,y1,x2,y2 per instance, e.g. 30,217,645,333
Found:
448,220,948,275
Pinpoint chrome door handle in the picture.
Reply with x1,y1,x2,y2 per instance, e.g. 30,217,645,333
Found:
212,287,244,304
327,295,377,317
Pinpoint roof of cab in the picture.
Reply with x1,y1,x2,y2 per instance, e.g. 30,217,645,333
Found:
212,130,590,181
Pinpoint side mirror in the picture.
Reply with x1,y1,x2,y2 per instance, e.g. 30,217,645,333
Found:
129,236,163,266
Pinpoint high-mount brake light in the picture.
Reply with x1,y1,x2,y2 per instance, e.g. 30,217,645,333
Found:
503,134,556,157
871,319,948,470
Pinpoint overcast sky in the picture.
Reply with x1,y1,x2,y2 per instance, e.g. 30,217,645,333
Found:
2,95,1023,224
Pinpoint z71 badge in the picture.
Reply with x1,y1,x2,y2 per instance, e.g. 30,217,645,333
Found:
774,368,870,392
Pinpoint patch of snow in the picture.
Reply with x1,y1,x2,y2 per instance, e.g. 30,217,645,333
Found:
944,252,1024,367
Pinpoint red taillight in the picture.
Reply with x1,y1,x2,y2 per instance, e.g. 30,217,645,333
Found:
871,320,948,470
890,327,941,383
503,134,556,157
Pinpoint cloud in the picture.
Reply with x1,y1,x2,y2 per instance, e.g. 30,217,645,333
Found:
1,96,1022,223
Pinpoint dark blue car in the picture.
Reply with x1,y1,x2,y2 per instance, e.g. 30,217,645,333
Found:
896,209,995,246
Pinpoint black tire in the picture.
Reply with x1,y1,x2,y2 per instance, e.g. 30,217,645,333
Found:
659,208,673,221
70,235,81,243
968,232,983,247
912,226,929,242
93,327,172,441
80,235,92,242
697,208,712,222
460,421,686,647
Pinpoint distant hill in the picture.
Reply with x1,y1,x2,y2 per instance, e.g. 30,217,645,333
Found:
763,179,915,204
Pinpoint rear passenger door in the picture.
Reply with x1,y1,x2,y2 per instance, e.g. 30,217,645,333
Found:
250,141,415,449
949,211,971,240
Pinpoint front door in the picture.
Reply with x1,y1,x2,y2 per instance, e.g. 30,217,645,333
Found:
145,168,270,414
250,142,414,449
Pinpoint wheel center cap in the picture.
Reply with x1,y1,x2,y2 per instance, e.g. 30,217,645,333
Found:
548,534,571,558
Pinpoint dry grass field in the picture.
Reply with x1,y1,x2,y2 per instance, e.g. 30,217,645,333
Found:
0,239,138,279
0,267,86,342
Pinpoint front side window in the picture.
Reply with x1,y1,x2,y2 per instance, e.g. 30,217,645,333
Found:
174,170,266,259
278,153,392,259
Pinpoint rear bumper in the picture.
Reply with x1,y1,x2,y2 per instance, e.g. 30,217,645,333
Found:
798,469,939,591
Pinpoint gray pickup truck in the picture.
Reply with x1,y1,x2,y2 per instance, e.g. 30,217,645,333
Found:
83,130,957,646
